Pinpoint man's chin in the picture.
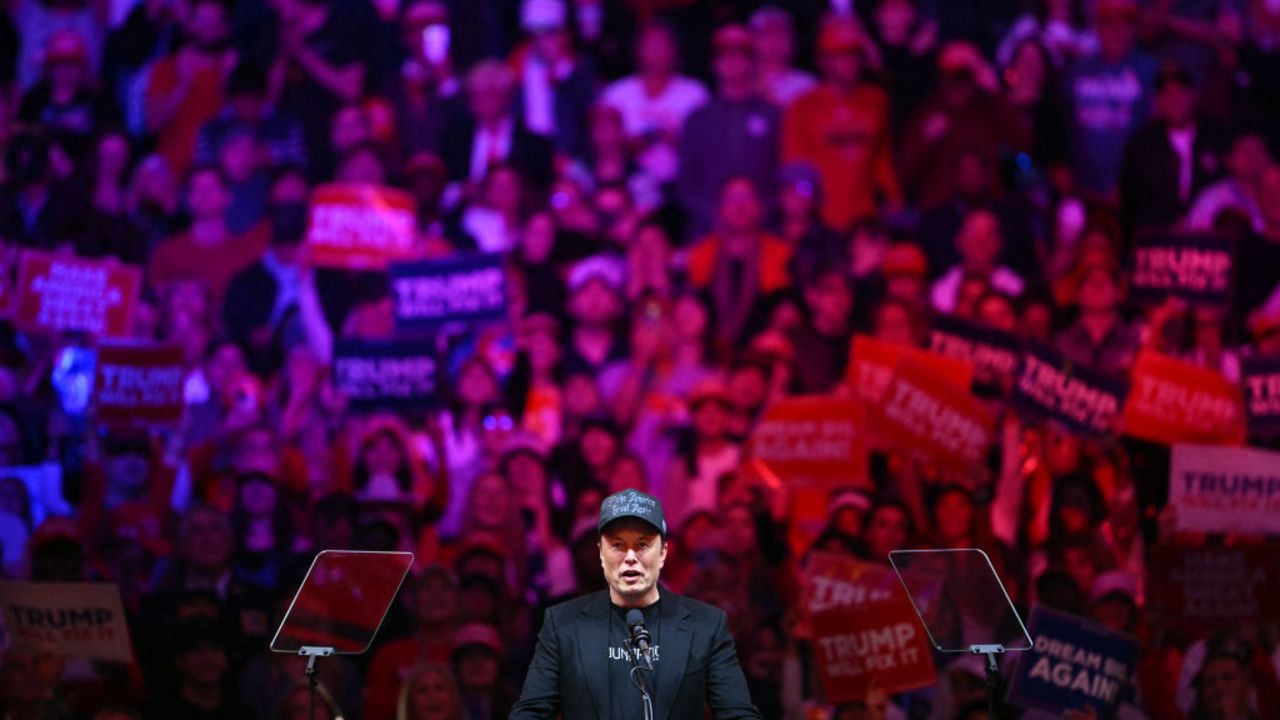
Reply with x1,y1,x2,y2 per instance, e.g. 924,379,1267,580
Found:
612,581,651,597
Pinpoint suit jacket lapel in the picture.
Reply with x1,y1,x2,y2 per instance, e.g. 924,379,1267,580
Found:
654,593,692,720
576,591,611,720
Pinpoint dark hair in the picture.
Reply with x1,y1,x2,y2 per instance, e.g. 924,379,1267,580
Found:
1036,568,1087,614
226,62,268,96
229,471,294,555
185,163,228,188
313,493,358,527
861,499,917,545
351,428,413,495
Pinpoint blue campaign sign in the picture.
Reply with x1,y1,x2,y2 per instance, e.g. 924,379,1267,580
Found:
1012,344,1130,437
390,254,507,332
333,338,439,412
1006,606,1141,720
927,314,1024,397
1242,356,1280,440
1130,229,1233,307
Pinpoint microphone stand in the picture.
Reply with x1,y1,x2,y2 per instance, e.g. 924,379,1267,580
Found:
626,638,655,720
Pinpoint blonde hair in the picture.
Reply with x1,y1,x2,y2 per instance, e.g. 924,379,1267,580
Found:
396,663,466,720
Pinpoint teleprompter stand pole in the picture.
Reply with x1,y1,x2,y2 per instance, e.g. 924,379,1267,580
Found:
969,644,1005,719
299,646,334,720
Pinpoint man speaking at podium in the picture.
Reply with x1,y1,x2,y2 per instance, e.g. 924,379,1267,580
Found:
510,488,763,719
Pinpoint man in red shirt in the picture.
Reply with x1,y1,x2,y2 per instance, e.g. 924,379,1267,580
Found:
783,16,901,231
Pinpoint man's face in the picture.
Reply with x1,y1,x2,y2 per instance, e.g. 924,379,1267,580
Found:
181,509,233,571
713,47,753,91
188,170,230,220
957,212,1002,272
414,574,459,625
1156,81,1196,126
188,2,230,50
179,643,227,686
752,20,791,65
819,49,862,88
804,272,854,328
1097,16,1135,60
718,179,762,234
468,76,512,124
456,647,499,688
637,27,677,76
599,519,667,604
104,451,150,498
1198,657,1250,718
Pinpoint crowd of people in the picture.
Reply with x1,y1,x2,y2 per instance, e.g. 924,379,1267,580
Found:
1,0,1279,717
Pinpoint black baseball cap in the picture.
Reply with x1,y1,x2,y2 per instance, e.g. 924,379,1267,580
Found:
598,489,667,537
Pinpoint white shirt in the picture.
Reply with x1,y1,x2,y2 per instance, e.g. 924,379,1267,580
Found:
1187,178,1264,232
761,69,817,107
469,118,515,182
1168,126,1196,202
522,56,572,137
601,75,708,182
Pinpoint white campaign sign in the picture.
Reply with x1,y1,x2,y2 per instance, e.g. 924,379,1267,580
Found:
1169,443,1280,535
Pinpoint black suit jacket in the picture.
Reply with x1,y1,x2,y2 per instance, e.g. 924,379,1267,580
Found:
1119,119,1228,233
438,114,555,190
510,590,762,720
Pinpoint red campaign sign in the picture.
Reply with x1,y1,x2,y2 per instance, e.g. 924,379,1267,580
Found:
306,183,419,269
871,358,995,475
13,251,141,338
803,553,902,615
1122,351,1245,446
748,396,869,555
795,552,902,639
94,343,186,427
1148,545,1280,634
811,594,938,703
847,335,972,405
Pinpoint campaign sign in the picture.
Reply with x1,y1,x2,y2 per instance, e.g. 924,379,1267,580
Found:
847,335,972,405
0,580,132,662
333,339,438,411
1169,443,1280,535
390,254,507,332
1148,545,1280,633
1241,357,1280,440
872,358,994,474
306,183,419,269
750,396,868,554
1131,230,1233,306
1122,352,1245,446
802,552,901,618
1013,345,1129,437
13,250,141,338
811,595,937,703
926,315,1023,396
1007,606,1140,720
94,342,186,427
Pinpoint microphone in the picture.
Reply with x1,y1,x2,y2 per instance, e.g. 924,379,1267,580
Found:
625,609,652,666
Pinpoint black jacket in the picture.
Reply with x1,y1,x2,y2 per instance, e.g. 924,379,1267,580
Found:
510,590,762,720
439,114,555,190
1119,119,1229,233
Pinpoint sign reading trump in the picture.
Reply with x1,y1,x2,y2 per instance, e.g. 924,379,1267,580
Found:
1169,443,1280,535
391,254,507,332
811,596,937,704
0,580,132,663
94,342,186,427
1131,230,1233,306
306,183,419,269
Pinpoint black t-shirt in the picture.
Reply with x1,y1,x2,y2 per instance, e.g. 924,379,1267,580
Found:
607,599,662,720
